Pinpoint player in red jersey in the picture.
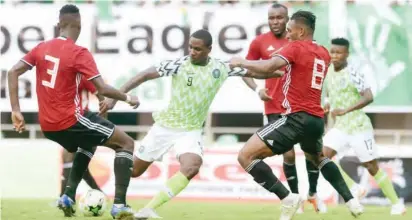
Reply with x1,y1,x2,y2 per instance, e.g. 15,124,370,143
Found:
230,11,363,219
8,5,137,218
60,77,102,197
242,3,325,213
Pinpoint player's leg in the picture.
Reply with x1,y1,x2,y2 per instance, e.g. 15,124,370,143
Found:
238,116,302,220
145,153,201,211
323,129,360,196
135,128,202,219
267,114,300,194
305,139,326,213
80,146,101,191
352,132,405,215
282,150,299,194
300,116,362,217
61,149,74,196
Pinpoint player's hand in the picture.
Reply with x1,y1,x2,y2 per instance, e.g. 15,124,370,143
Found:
258,88,272,101
331,108,347,118
229,57,244,68
323,103,331,113
127,95,140,109
99,99,115,115
11,111,26,133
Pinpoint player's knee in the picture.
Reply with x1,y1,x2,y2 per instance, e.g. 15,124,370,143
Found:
322,146,336,159
122,136,135,152
283,150,296,164
363,160,379,176
180,165,200,180
237,151,252,169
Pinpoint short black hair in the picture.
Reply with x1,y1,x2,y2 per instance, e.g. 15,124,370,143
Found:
271,3,288,13
291,10,316,33
59,4,79,17
331,37,350,50
191,29,213,47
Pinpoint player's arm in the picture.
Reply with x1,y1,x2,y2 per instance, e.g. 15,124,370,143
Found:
341,71,374,114
230,57,287,79
119,66,160,93
81,77,105,102
8,50,37,133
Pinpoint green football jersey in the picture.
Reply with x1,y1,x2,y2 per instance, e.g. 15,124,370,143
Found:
324,64,373,134
153,56,247,130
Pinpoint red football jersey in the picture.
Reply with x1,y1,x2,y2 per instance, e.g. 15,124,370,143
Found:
21,37,100,131
274,40,331,118
246,32,288,115
78,76,97,111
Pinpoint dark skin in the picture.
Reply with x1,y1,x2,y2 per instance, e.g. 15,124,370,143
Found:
8,12,138,133
242,6,289,101
323,44,376,175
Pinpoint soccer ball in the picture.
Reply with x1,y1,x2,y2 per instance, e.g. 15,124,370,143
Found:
78,189,107,217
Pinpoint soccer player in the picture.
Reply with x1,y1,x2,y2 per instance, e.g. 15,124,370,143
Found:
100,29,265,219
60,76,102,196
8,4,138,218
242,3,326,213
229,11,363,219
323,37,406,215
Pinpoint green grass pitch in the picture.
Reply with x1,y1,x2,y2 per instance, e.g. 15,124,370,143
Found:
1,199,410,220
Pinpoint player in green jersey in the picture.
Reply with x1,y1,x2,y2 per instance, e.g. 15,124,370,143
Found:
323,38,405,215
101,29,272,219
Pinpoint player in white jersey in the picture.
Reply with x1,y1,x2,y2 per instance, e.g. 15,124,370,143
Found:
101,29,268,219
323,38,405,215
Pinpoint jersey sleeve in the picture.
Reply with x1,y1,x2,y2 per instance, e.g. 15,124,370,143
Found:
74,48,100,80
21,43,42,68
245,38,261,60
273,42,301,65
80,76,97,94
155,57,186,77
348,66,371,93
222,61,248,77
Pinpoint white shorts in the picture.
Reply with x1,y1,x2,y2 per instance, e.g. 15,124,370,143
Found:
135,123,203,162
323,128,378,163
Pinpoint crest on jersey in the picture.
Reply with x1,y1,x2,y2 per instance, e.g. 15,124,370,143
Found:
212,69,221,78
339,77,348,89
138,145,145,153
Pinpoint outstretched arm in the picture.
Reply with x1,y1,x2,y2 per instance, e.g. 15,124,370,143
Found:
119,66,161,93
230,56,288,79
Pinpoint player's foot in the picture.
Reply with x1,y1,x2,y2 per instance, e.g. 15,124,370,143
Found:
346,198,363,218
134,208,162,220
307,193,327,213
111,204,134,219
58,194,76,217
280,193,303,220
391,201,406,215
296,203,304,214
350,184,367,200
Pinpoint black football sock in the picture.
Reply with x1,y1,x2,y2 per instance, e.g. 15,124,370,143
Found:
319,158,353,202
64,148,95,201
245,159,290,200
283,162,299,193
60,163,72,197
82,168,101,191
306,159,320,196
113,150,133,205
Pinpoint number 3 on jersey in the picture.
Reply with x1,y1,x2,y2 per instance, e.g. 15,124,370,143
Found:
311,58,326,90
42,55,60,89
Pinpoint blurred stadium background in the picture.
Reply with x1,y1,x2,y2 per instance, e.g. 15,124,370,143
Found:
1,0,412,219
